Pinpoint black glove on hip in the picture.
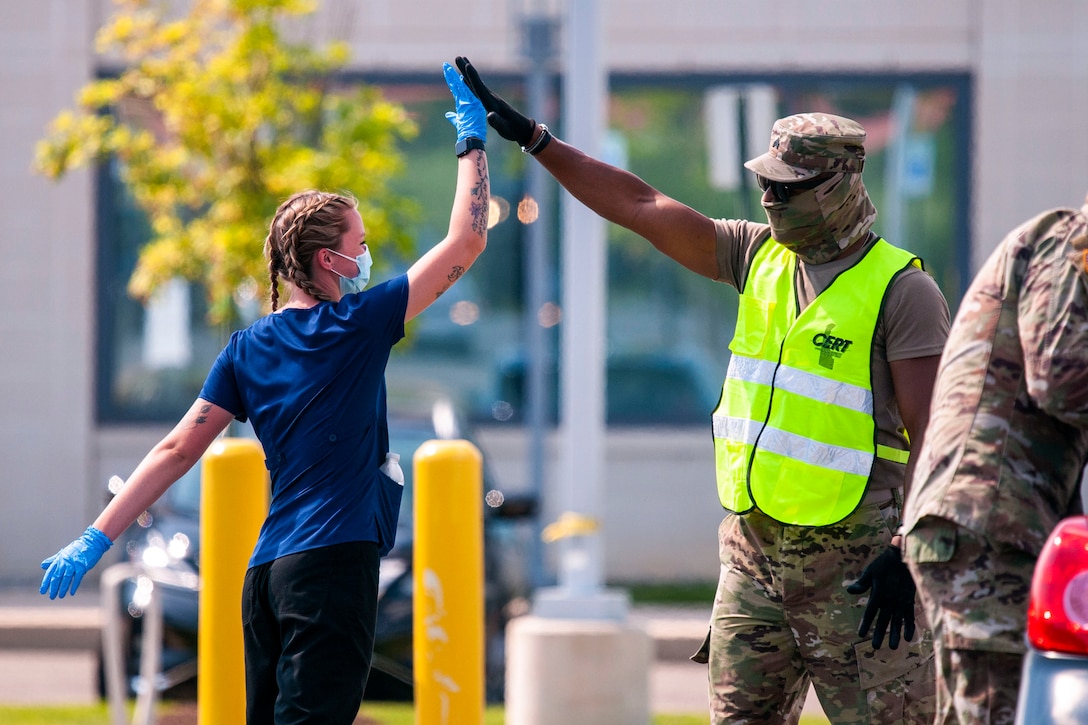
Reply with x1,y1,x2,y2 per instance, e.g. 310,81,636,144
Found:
846,544,917,650
455,56,537,147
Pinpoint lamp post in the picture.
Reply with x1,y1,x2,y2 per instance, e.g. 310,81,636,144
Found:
517,0,560,593
528,0,626,622
504,8,651,722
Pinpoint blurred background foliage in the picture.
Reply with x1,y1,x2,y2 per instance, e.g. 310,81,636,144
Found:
34,0,419,326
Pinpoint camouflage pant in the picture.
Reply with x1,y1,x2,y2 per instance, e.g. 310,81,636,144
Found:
709,503,935,725
905,518,1033,725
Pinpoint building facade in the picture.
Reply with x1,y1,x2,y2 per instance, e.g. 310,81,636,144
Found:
3,0,1087,584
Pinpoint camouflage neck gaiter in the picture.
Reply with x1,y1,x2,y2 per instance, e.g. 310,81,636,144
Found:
763,173,877,264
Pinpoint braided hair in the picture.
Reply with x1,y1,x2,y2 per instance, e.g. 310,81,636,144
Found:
264,191,358,311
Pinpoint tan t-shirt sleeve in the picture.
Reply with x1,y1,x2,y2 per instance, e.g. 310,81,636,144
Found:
882,267,951,361
713,217,773,290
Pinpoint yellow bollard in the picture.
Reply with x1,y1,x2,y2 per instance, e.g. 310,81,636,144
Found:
413,439,484,725
199,438,268,725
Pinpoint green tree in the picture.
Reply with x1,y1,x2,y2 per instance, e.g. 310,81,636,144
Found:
35,0,419,325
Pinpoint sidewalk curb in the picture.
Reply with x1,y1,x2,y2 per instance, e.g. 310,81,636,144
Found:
644,621,706,662
0,607,102,650
0,601,707,661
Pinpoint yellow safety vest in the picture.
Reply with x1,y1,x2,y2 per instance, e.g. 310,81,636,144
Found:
711,238,919,525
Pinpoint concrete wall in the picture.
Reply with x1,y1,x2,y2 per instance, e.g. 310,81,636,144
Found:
4,0,1088,584
0,2,98,584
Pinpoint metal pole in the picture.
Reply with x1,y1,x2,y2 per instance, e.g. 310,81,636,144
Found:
558,0,606,597
520,9,557,592
885,84,917,248
101,562,200,725
518,0,627,622
101,563,139,725
527,0,625,622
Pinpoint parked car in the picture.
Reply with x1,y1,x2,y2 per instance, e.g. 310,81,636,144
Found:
477,350,721,427
100,397,536,703
1014,515,1088,724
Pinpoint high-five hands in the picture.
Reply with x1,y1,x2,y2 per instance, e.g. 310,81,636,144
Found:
846,544,917,650
455,56,537,147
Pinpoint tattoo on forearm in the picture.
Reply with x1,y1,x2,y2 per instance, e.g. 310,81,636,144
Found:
434,266,466,301
471,200,488,235
470,156,490,235
185,404,213,429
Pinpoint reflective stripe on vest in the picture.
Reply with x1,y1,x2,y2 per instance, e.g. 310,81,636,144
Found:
712,238,919,525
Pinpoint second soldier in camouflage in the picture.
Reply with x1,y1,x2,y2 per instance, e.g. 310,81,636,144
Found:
904,200,1088,723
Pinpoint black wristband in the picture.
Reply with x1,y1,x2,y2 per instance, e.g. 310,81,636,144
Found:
522,124,552,156
455,137,486,158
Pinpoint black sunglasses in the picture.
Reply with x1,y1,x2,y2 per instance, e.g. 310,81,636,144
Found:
756,173,835,203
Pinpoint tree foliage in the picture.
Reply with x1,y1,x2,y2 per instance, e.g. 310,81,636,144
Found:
35,0,419,324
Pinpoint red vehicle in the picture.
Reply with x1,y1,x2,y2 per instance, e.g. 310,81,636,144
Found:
1015,515,1088,724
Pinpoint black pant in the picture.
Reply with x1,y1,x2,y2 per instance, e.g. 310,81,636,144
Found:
242,541,380,725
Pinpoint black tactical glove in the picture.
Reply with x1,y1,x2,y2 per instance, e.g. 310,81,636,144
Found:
846,545,917,650
455,56,537,147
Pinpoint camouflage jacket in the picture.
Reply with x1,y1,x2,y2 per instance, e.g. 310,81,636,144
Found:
903,204,1088,555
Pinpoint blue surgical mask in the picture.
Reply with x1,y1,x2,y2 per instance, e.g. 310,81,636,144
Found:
331,248,372,296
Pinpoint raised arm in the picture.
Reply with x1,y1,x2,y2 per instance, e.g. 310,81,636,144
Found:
405,63,490,322
456,56,719,280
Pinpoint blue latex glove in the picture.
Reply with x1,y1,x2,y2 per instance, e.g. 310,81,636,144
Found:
443,61,487,144
40,526,112,600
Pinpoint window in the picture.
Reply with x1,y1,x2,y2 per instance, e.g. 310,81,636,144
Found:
95,159,228,422
95,72,970,425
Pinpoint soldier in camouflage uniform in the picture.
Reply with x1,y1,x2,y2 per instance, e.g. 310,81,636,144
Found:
456,57,949,724
903,201,1088,724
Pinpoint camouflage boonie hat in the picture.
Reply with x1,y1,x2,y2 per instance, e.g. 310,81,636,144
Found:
744,113,867,181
